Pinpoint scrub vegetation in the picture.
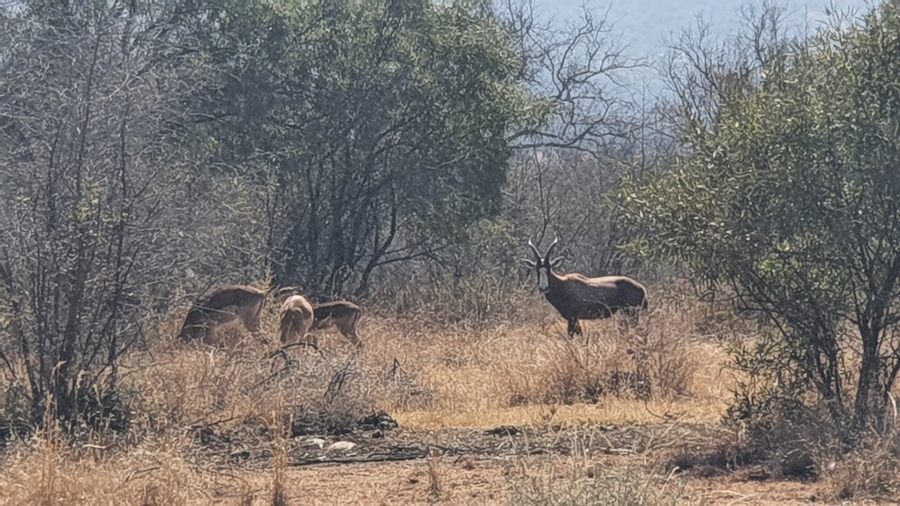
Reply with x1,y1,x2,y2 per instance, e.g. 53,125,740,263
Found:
2,0,900,503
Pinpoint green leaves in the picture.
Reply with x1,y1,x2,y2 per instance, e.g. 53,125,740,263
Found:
189,0,546,293
623,2,900,433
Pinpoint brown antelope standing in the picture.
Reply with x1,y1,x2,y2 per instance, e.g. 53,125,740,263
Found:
278,294,315,345
522,236,648,337
310,300,364,348
178,284,267,345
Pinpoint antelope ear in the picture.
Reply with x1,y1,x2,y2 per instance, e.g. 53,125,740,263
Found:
549,257,564,269
521,258,537,268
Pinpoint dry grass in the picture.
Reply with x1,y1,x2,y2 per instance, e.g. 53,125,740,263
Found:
384,300,735,429
0,288,792,505
150,282,738,430
812,429,900,501
0,430,218,504
509,458,696,506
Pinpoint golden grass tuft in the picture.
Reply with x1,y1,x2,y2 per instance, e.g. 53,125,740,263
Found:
813,429,900,501
509,455,696,506
0,432,201,504
383,297,737,430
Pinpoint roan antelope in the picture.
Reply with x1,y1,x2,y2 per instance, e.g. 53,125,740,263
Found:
310,300,364,348
522,236,648,337
178,284,267,345
279,294,315,345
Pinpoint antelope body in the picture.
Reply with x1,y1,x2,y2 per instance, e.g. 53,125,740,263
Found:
178,284,266,345
310,300,363,348
278,294,315,344
522,236,648,337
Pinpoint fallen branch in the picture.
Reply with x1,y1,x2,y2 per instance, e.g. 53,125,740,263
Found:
430,443,546,457
264,342,324,375
268,341,324,360
291,448,428,467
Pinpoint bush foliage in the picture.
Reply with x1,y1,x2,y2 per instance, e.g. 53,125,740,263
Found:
623,3,900,438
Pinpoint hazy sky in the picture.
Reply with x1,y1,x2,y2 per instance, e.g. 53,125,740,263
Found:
535,0,876,61
528,0,876,91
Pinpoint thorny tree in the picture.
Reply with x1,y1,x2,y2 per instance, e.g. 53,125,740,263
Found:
0,1,201,428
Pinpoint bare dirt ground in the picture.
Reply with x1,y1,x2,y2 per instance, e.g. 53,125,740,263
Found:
271,459,832,506
181,420,840,505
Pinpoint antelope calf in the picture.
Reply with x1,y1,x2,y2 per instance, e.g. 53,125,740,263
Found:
311,300,364,348
279,294,315,345
522,236,648,337
178,284,266,345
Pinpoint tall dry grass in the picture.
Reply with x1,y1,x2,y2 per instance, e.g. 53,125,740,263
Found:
507,424,700,506
510,459,696,506
5,280,900,503
123,291,733,434
0,283,745,504
378,286,739,428
816,430,900,501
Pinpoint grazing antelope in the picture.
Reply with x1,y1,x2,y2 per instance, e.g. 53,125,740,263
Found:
279,294,315,345
522,236,648,337
310,300,364,348
178,284,266,345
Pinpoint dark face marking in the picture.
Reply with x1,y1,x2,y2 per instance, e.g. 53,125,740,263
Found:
522,236,562,294
537,266,550,292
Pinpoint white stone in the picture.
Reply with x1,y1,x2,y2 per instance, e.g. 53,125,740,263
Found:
305,438,326,449
326,441,356,452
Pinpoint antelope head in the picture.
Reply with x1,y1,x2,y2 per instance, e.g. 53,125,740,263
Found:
521,235,564,293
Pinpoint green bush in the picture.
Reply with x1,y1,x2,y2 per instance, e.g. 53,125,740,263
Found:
623,2,900,439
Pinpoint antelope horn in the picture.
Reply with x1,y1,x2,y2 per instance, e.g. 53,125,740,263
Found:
545,234,560,259
276,285,301,297
527,237,542,260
